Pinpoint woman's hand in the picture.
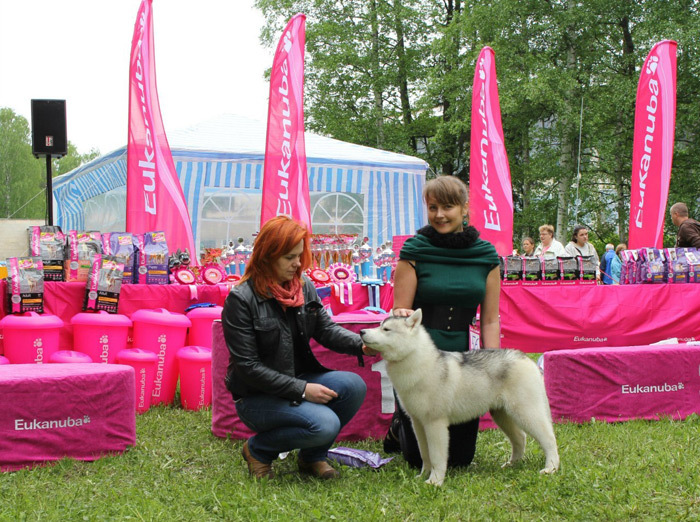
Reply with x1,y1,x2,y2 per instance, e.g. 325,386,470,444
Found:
392,308,414,317
304,383,338,404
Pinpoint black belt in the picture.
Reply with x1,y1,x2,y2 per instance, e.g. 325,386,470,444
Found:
417,304,476,332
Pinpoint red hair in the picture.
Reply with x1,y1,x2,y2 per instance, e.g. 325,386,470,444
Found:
240,216,312,296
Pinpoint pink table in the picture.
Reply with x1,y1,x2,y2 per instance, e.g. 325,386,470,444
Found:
544,344,700,424
329,283,700,352
0,363,135,471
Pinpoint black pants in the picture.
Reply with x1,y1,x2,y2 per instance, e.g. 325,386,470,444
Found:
394,401,479,469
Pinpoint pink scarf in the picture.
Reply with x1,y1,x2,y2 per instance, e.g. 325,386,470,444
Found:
269,277,305,309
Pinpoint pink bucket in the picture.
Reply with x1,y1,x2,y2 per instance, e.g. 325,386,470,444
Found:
186,305,223,348
71,311,132,364
177,346,212,411
49,350,93,363
117,348,159,413
131,308,191,406
0,312,64,364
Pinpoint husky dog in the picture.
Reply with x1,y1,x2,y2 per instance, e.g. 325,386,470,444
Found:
360,309,559,486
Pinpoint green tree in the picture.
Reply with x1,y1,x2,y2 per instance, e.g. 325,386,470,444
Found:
0,107,101,220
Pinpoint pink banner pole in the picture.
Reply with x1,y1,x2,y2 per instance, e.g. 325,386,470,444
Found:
126,0,197,259
260,13,312,231
628,40,677,249
469,47,514,256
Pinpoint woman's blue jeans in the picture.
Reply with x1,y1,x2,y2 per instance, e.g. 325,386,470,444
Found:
235,371,366,464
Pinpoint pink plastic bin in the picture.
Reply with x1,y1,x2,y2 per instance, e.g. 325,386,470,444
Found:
131,308,191,406
49,350,93,363
0,355,9,365
71,311,132,364
186,306,223,348
177,346,212,411
117,348,159,413
0,312,64,364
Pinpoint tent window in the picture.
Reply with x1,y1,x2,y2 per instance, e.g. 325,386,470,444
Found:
200,189,261,248
310,192,364,236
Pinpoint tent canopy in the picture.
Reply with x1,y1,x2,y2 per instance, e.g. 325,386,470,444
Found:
53,114,428,254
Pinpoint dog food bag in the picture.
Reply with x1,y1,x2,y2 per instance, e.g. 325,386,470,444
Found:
498,256,505,279
580,256,598,282
28,225,65,281
83,254,125,314
558,256,580,281
685,250,700,283
64,230,102,282
504,256,524,281
102,232,136,284
542,258,560,281
639,247,666,284
523,257,543,281
6,257,45,314
133,231,170,285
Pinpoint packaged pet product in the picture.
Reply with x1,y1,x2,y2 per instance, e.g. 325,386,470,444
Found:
64,231,102,282
542,258,560,282
83,254,125,314
503,256,523,284
522,257,542,283
102,232,136,284
6,257,45,314
133,231,170,285
685,250,700,283
580,256,597,284
28,225,65,281
558,256,580,283
639,248,666,284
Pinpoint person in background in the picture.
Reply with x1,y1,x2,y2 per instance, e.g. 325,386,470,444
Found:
564,225,600,265
385,175,501,470
534,224,566,258
222,215,373,480
599,243,616,285
609,243,626,284
670,202,700,248
521,237,536,257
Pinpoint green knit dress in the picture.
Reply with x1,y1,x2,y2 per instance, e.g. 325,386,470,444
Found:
393,225,499,468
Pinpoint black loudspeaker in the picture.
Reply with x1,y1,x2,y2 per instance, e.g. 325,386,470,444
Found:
31,99,67,157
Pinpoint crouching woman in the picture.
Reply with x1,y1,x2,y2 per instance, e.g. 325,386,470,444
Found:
223,216,369,480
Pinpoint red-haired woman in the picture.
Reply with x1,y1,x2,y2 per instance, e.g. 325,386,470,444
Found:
223,216,371,480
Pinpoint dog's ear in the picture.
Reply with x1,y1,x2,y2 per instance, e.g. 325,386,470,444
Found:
406,308,423,328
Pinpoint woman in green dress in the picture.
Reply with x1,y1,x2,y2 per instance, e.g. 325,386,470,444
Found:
388,175,501,468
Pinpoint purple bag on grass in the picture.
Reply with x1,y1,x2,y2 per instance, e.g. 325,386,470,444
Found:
326,447,393,469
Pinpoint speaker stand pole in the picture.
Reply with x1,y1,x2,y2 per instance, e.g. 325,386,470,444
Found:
46,155,53,226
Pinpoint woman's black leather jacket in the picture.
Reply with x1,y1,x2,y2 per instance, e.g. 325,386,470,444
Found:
223,276,364,401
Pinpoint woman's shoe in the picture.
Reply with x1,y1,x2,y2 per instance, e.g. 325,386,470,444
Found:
298,456,340,479
241,441,274,479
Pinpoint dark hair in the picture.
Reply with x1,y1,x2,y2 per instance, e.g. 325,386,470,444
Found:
571,225,588,242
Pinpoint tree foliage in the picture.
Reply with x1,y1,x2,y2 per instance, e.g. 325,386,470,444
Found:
257,1,700,246
0,107,99,220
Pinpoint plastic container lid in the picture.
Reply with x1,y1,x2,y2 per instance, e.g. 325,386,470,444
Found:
0,355,10,365
70,310,132,327
186,305,223,320
116,348,159,363
177,346,213,362
49,350,93,363
130,308,192,328
0,312,64,329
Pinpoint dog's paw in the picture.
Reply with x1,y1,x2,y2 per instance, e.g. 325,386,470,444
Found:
539,466,558,475
501,460,514,469
425,473,444,486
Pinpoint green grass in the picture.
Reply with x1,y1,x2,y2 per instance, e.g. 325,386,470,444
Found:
1,405,699,521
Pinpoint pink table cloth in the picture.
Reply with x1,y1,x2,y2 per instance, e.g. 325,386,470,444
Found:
0,363,135,471
544,344,700,424
211,311,393,441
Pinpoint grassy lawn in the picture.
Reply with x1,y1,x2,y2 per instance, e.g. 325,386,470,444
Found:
1,405,699,521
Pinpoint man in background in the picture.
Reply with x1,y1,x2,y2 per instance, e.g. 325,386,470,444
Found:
599,243,615,284
670,202,700,248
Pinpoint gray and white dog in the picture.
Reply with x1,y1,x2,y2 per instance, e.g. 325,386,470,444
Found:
361,309,559,486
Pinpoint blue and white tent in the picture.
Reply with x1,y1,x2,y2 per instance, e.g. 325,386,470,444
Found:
53,114,428,254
